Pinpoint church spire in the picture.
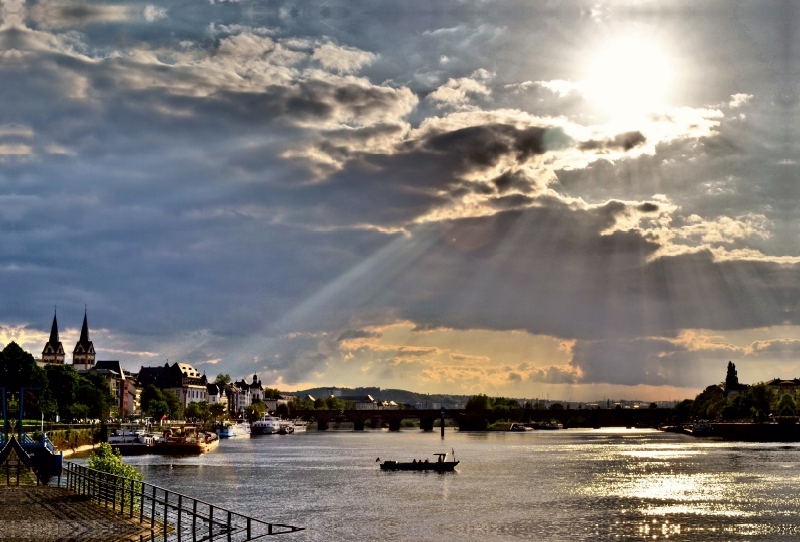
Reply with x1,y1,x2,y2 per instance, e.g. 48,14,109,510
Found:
73,308,95,369
42,308,65,364
49,309,60,345
78,309,90,347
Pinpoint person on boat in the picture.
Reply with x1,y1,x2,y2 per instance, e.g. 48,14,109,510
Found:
412,459,416,463
424,459,429,463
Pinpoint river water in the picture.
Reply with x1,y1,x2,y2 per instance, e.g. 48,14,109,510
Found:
97,428,800,541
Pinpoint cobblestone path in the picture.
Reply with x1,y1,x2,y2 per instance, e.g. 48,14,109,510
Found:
0,487,154,541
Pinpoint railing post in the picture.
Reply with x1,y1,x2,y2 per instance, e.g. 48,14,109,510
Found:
247,517,251,539
112,473,117,511
129,478,134,517
209,505,214,541
177,494,182,540
139,483,145,524
150,485,156,527
227,510,232,541
163,491,169,539
192,499,197,541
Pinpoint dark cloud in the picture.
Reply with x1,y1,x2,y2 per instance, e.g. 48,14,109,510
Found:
336,329,382,341
421,124,548,167
578,131,647,152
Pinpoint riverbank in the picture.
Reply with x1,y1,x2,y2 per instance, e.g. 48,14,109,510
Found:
58,443,97,457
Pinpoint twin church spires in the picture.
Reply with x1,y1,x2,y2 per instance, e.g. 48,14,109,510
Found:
41,309,95,369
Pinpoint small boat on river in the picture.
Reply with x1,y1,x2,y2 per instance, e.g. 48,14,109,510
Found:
216,420,251,438
380,453,459,472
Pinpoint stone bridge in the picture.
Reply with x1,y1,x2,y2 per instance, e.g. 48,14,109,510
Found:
292,408,672,431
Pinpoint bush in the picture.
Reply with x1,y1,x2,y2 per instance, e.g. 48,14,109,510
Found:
777,393,797,417
88,443,142,481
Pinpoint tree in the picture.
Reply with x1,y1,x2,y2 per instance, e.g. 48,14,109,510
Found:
777,393,797,417
44,364,79,416
76,372,116,420
276,403,290,417
243,401,266,422
549,403,564,410
88,443,143,481
140,384,183,420
214,374,232,385
747,382,777,415
672,399,694,423
209,402,227,420
263,388,281,399
722,394,753,420
0,342,48,416
724,361,739,394
185,401,210,422
465,394,491,410
691,385,726,420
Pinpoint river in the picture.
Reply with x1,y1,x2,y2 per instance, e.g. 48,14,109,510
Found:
90,428,800,541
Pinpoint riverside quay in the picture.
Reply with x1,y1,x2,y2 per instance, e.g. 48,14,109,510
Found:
0,433,304,541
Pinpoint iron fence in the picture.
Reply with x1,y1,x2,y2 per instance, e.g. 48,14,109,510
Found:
60,461,304,541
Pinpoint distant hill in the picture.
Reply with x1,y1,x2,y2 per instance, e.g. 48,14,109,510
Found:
285,386,473,408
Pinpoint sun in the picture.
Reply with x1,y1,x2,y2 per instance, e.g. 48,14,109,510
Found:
583,36,673,124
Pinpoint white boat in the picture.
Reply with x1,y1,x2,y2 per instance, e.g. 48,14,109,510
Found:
292,420,307,432
251,414,283,435
108,429,159,450
216,421,251,438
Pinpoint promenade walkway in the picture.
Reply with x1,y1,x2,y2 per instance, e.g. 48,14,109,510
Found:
0,486,151,541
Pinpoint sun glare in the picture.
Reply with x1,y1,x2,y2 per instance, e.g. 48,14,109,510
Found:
583,37,673,124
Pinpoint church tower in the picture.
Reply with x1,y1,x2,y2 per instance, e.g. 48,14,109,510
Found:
72,310,95,369
42,310,65,364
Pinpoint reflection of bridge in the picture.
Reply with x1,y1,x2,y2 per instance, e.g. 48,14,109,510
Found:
292,408,672,431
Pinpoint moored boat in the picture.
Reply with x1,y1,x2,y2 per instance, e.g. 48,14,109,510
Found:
380,453,459,472
111,426,218,455
251,414,283,435
216,420,251,438
536,421,564,430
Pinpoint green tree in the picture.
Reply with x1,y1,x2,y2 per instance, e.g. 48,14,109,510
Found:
691,385,726,420
549,403,565,411
276,403,291,417
0,342,49,416
465,394,491,410
777,393,797,417
185,401,210,422
263,388,281,399
722,394,753,420
214,374,232,385
44,364,79,414
76,372,116,420
88,443,143,481
747,382,777,414
313,397,328,410
243,401,266,422
209,402,227,420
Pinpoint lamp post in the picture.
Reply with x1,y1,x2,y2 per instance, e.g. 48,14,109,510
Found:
19,387,42,440
0,387,6,443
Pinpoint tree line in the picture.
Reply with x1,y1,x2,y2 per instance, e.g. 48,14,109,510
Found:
0,342,115,421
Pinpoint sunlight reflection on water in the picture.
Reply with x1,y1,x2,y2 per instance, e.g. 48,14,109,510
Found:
82,429,800,541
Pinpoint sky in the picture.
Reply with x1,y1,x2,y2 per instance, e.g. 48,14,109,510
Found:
2,0,800,401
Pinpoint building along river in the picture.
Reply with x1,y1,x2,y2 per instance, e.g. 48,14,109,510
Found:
76,428,800,541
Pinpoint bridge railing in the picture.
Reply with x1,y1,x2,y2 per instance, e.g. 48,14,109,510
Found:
60,461,304,540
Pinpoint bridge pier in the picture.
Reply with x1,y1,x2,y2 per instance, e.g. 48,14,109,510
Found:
419,417,435,432
354,419,365,431
317,418,328,431
388,419,401,431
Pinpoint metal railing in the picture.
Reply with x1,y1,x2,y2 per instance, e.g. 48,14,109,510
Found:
61,461,304,541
